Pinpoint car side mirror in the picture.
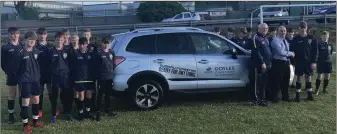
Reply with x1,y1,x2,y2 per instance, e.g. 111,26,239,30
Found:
231,48,238,59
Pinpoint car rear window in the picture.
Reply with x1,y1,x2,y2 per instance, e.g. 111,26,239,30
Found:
126,35,156,54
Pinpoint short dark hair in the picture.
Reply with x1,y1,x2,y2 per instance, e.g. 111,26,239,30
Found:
79,37,89,45
240,27,247,34
214,27,220,33
83,29,91,33
287,28,294,33
322,31,330,36
8,27,19,34
270,27,276,32
24,31,38,40
246,27,252,33
55,31,65,39
37,28,47,35
299,21,308,29
228,27,235,33
102,36,113,44
61,29,69,34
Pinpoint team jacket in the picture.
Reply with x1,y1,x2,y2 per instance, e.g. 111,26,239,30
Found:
318,42,334,63
1,42,23,75
15,48,40,83
92,49,115,80
69,49,94,82
231,36,250,49
250,32,272,69
290,34,318,63
48,46,71,75
35,42,53,76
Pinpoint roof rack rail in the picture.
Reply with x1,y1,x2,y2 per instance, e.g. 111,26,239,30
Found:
131,27,203,33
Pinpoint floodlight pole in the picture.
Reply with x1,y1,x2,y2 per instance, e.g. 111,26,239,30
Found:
260,6,263,24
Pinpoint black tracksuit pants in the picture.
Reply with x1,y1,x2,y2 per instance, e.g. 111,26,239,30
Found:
270,59,290,101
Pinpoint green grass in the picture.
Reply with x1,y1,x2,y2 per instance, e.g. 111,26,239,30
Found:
1,56,336,134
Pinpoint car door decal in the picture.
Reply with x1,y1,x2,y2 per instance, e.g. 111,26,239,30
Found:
159,64,196,77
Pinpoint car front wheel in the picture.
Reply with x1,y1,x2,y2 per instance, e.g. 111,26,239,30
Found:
129,80,164,110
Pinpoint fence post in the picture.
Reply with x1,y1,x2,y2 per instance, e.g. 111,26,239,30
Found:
300,13,304,21
324,14,327,27
75,26,78,35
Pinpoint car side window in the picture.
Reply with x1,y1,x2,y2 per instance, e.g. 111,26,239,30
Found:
189,33,232,55
184,13,191,18
126,35,156,54
174,14,183,19
155,33,194,54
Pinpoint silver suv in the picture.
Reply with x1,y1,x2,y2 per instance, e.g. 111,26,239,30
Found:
110,27,252,110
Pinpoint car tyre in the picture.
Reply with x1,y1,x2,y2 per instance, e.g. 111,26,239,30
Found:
129,80,165,110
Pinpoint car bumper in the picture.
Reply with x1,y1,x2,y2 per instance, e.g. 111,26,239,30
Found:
113,74,132,91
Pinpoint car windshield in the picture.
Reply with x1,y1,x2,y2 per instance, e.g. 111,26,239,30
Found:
264,7,281,12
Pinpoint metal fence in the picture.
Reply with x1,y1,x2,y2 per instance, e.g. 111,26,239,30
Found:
1,14,335,38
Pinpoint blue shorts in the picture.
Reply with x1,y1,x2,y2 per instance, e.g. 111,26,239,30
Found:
52,75,69,89
74,82,94,92
6,73,18,86
19,82,41,98
295,62,313,76
317,62,332,74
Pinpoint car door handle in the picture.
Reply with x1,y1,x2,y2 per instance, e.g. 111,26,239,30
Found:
153,59,164,63
198,60,209,64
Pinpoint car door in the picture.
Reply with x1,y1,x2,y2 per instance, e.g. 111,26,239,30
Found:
173,14,183,21
183,13,192,21
150,33,197,90
187,33,248,90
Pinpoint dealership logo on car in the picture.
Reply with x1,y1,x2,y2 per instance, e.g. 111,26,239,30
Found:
215,66,235,71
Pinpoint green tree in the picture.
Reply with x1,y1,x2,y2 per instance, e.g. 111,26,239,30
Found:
137,2,186,22
14,2,40,20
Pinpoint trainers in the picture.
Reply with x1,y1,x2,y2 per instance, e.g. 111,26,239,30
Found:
56,109,60,116
95,112,101,121
51,116,57,124
307,92,314,101
323,89,328,94
38,110,43,118
24,125,32,133
8,113,14,124
33,121,45,128
295,92,300,102
105,111,117,117
315,89,320,96
290,85,296,88
67,115,73,121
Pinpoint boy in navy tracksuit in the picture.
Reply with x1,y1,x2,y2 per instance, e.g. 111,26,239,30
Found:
35,28,53,118
1,27,23,124
62,29,71,49
82,29,98,112
231,27,250,49
93,36,117,121
291,21,319,102
15,31,45,133
315,31,334,95
48,32,73,123
70,37,94,120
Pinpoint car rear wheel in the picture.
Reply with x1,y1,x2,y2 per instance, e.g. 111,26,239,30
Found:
129,80,164,110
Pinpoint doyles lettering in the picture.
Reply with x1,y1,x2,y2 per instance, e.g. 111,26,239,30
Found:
215,66,235,71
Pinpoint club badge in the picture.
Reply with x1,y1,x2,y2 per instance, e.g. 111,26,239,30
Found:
88,55,91,59
91,47,94,51
109,54,113,60
308,39,312,44
243,41,246,44
34,54,38,59
63,53,68,59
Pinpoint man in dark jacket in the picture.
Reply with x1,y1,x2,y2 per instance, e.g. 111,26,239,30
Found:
291,21,319,102
249,23,272,107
